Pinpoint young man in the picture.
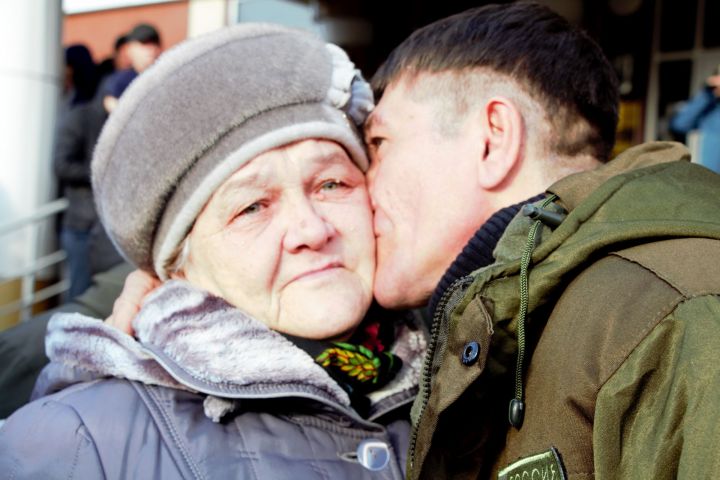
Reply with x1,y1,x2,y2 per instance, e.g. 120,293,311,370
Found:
102,23,162,113
365,3,720,478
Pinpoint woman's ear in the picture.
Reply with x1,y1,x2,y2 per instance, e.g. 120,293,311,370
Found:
166,236,192,281
167,258,188,281
476,97,524,189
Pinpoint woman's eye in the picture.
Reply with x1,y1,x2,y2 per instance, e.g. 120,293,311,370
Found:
320,180,343,191
237,202,262,217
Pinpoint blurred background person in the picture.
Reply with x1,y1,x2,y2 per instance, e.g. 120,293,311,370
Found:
670,65,720,174
55,44,107,299
96,33,130,84
60,44,99,116
102,23,161,113
55,32,134,301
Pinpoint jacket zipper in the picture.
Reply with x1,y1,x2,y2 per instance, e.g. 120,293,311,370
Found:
408,275,473,472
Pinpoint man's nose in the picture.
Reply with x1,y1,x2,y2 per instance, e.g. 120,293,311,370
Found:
282,198,335,252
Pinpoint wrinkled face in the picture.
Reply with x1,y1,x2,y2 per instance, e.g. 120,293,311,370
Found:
181,139,375,340
365,76,492,309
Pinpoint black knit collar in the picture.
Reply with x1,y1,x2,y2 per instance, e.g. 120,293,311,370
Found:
427,194,544,317
281,303,403,417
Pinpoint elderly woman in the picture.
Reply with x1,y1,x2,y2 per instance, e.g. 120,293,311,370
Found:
0,25,426,478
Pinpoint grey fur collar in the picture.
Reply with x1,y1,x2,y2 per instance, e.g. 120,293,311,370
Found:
44,281,425,421
46,281,350,419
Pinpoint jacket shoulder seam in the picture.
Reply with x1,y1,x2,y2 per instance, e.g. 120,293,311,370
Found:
608,251,685,297
611,239,720,298
594,257,683,391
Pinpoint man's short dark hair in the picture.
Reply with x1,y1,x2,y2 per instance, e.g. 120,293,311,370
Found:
126,23,161,46
372,2,619,161
114,34,129,52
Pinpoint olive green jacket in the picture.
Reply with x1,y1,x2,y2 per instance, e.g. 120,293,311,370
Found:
408,142,720,479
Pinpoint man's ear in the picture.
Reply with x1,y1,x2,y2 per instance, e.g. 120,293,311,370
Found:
477,97,524,189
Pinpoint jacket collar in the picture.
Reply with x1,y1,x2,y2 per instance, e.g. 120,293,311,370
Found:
548,141,690,211
42,280,425,421
428,195,544,317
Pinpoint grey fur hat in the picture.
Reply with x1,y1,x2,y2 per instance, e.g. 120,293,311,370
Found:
92,24,373,278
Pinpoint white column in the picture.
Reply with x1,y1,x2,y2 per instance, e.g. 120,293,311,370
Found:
188,0,228,39
0,0,62,277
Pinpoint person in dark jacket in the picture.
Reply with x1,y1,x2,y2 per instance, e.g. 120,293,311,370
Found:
56,45,116,299
54,94,122,299
63,44,100,109
101,23,162,114
0,24,424,478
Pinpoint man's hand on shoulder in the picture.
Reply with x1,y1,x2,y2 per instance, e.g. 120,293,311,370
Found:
105,269,161,336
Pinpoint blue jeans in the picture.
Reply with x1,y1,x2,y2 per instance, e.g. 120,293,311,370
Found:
60,227,92,299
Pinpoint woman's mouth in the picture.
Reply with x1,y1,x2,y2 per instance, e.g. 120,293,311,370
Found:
288,262,344,284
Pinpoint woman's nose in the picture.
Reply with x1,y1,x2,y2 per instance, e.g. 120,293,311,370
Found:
282,199,336,252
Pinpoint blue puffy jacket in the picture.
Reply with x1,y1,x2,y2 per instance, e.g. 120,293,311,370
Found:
0,281,427,479
670,86,720,173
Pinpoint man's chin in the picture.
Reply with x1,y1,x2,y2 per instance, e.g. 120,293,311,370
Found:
373,278,430,310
